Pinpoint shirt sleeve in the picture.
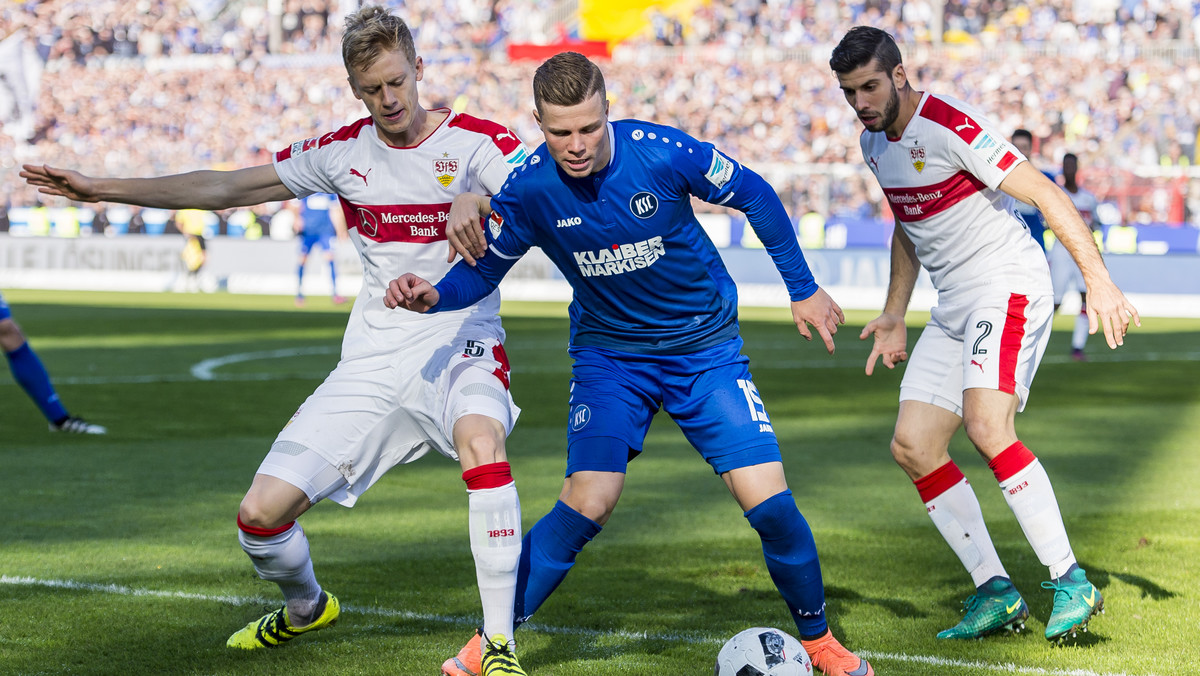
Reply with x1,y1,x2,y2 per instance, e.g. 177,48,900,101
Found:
941,111,1026,191
476,134,531,196
273,135,340,198
672,132,818,301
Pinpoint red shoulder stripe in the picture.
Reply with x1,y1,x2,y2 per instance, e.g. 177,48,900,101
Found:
919,96,983,145
448,113,523,155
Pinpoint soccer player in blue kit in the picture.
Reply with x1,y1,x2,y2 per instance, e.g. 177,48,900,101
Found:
387,52,873,676
1,291,105,434
293,192,347,307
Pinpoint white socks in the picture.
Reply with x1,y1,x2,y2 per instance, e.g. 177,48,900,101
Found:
915,461,1008,587
989,442,1076,579
238,520,323,624
463,463,522,643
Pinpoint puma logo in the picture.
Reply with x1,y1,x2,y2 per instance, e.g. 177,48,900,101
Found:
350,167,372,186
497,131,515,141
971,358,987,373
868,156,879,172
955,119,975,132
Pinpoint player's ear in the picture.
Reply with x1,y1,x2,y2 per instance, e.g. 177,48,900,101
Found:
892,63,908,89
414,55,424,81
532,107,542,129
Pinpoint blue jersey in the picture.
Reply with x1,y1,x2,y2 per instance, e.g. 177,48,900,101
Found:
433,119,817,354
299,193,338,238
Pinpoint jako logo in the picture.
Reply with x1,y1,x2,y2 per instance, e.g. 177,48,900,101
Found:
629,191,659,219
557,216,582,228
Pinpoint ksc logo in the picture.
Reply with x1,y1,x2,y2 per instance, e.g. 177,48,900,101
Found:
630,191,658,219
570,404,591,431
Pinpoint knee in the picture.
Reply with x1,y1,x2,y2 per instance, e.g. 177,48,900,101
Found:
459,432,504,467
889,432,925,474
237,491,293,532
962,413,1007,453
0,319,25,351
561,486,618,526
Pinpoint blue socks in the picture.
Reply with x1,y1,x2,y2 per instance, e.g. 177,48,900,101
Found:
510,492,827,640
745,489,828,638
6,342,68,424
513,500,602,625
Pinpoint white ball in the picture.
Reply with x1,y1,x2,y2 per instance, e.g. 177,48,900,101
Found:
714,627,813,676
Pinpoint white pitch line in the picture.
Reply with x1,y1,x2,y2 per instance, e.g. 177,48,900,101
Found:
0,576,1155,676
190,346,340,380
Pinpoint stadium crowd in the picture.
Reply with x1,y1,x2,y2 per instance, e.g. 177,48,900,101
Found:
3,0,1199,235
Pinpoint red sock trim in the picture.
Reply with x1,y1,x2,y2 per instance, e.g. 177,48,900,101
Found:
463,461,513,490
988,441,1037,483
913,460,966,503
237,515,295,537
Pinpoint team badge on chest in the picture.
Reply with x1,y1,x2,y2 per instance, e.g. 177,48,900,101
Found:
434,155,459,189
910,146,926,173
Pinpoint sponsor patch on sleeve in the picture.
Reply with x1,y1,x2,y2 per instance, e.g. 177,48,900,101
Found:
970,133,1018,169
705,149,736,188
488,211,504,239
505,146,529,166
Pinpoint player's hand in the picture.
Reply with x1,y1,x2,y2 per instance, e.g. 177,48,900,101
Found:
1084,276,1142,349
790,287,844,355
19,164,101,202
446,193,489,266
860,312,908,376
385,273,439,313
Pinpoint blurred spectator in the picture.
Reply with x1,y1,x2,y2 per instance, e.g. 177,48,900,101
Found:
4,0,1200,233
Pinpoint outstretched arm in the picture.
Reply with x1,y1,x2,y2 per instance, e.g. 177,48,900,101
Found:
1000,162,1141,347
20,163,295,211
861,222,917,376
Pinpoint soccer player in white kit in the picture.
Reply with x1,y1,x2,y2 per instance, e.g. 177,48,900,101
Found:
830,27,1140,643
1051,153,1102,362
22,7,530,669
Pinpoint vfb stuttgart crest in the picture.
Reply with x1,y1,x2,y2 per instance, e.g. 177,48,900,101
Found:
910,146,926,173
434,157,459,188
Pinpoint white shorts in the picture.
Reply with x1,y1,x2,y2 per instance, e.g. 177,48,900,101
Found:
261,328,519,507
1048,242,1084,305
901,291,1053,416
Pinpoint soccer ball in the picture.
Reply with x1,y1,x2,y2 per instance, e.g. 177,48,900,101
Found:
714,627,812,676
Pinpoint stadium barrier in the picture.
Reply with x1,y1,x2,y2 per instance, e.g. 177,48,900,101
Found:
1,233,1196,317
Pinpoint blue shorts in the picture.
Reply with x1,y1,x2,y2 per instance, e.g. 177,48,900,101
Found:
0,291,10,321
565,336,781,477
299,232,334,256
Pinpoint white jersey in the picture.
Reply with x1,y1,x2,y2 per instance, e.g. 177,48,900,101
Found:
861,93,1051,297
274,109,529,359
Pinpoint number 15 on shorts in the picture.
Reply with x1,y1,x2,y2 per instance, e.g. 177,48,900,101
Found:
737,379,774,433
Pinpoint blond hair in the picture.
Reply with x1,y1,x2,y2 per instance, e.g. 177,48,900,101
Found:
341,5,416,73
532,52,606,114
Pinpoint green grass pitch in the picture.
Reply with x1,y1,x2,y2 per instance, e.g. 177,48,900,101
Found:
1,289,1196,675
